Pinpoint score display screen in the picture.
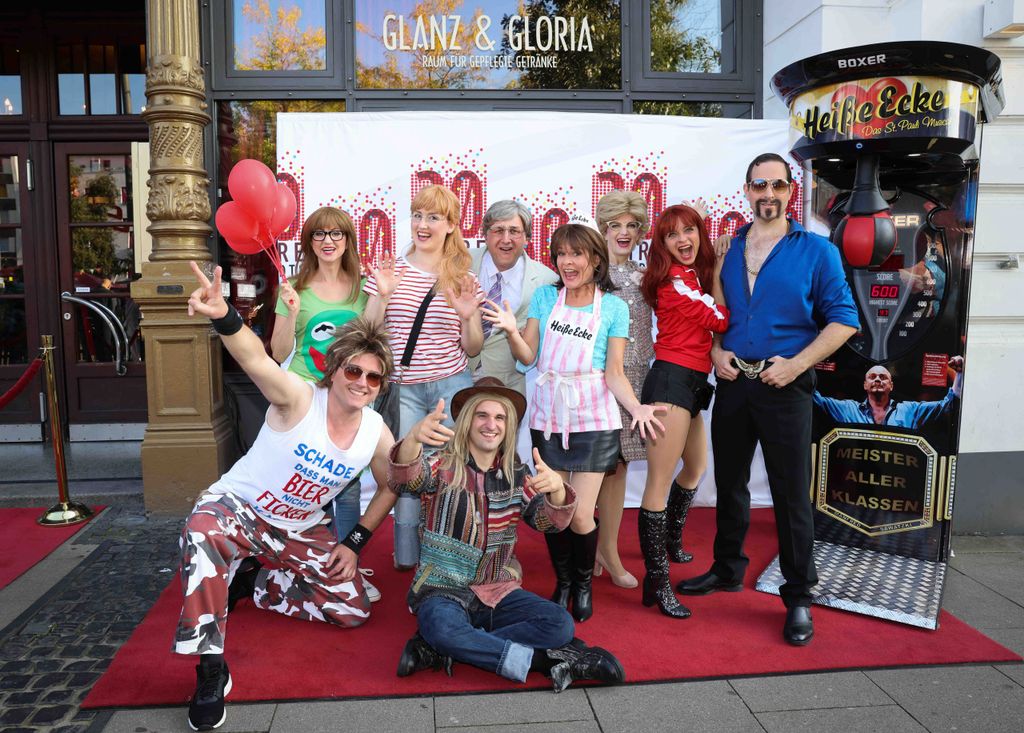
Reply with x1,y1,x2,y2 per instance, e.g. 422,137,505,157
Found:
870,284,900,298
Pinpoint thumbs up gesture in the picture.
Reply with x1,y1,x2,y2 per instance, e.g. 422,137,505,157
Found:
412,399,456,447
526,447,566,504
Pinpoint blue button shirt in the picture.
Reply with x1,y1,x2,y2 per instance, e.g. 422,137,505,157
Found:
813,389,958,428
721,220,859,360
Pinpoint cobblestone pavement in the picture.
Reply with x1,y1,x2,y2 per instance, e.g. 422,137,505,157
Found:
0,502,182,733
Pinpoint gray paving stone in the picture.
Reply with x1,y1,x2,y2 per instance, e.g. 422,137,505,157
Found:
729,671,892,712
996,663,1024,688
948,553,1024,606
978,627,1024,656
270,697,433,733
951,535,1024,554
587,681,763,733
102,703,276,733
866,665,1024,733
940,569,1024,629
435,689,591,727
440,723,600,733
756,704,926,732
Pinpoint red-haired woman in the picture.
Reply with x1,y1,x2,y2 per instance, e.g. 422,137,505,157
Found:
636,204,729,618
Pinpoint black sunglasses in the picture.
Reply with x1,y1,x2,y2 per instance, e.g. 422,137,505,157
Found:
341,364,383,388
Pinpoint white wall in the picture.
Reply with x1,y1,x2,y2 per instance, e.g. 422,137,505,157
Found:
764,0,1024,455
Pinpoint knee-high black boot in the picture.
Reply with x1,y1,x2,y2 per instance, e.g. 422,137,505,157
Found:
639,508,691,618
570,527,598,622
666,483,698,563
544,530,573,609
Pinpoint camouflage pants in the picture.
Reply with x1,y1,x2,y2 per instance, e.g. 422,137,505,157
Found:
173,491,370,656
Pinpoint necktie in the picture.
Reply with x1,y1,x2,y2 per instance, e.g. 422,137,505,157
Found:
482,271,503,339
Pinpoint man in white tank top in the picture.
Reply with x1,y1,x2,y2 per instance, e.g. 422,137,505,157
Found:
175,262,398,732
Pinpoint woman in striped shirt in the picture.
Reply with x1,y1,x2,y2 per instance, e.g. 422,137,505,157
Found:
364,184,485,567
482,223,665,622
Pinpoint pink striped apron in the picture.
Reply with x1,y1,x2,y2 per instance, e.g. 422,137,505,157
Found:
530,288,622,449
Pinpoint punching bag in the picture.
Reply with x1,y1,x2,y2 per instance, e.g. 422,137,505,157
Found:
833,154,898,268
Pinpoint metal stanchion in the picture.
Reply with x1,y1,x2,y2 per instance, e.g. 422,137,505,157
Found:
37,334,93,527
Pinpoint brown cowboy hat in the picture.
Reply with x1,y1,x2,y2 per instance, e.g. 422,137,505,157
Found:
451,376,527,424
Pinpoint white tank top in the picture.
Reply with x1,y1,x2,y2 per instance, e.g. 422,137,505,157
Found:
209,384,382,532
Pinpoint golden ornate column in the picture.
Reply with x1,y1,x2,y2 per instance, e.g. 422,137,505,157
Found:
131,0,234,513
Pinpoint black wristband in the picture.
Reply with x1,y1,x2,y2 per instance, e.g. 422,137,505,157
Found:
340,523,373,554
211,304,244,336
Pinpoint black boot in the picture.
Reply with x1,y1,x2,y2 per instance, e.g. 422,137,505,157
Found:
396,632,454,677
666,483,697,563
638,509,691,619
569,527,598,622
546,638,624,693
227,557,262,612
544,531,573,609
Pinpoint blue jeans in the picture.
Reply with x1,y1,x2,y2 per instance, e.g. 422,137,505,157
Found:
332,476,361,541
416,589,575,682
393,369,474,568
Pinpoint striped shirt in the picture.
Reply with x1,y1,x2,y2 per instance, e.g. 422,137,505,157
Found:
364,256,484,384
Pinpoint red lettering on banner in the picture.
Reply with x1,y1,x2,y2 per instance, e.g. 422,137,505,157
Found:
278,172,302,240
359,209,394,267
632,173,664,229
592,172,626,215
535,207,569,269
719,211,747,240
452,171,483,236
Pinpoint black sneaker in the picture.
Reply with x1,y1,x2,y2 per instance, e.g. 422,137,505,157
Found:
227,557,262,612
188,658,232,731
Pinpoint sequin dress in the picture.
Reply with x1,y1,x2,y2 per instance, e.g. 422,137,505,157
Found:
610,261,655,462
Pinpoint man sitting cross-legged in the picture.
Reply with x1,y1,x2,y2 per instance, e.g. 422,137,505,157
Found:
388,376,624,692
175,262,398,731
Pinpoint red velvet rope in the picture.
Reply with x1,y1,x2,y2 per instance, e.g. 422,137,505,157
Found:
0,357,43,410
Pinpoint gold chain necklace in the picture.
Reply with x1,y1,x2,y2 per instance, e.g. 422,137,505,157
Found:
744,246,760,277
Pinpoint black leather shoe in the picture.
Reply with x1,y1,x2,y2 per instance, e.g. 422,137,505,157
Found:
676,570,743,595
546,638,624,693
396,633,454,677
783,606,814,646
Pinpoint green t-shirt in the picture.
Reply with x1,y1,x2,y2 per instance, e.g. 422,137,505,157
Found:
274,278,368,382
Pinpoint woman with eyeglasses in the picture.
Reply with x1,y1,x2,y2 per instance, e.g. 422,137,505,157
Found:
636,204,728,618
364,184,485,568
589,190,651,591
269,206,377,599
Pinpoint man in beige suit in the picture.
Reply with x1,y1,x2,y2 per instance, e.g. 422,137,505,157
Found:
470,200,557,396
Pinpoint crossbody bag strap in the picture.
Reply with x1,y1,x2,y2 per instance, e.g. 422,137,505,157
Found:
400,287,437,368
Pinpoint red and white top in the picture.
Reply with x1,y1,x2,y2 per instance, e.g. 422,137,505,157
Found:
364,256,484,384
653,264,730,374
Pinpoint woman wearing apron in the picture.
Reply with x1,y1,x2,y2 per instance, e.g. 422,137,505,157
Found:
482,222,665,622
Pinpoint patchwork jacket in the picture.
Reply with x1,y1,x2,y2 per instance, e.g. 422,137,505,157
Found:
388,441,577,611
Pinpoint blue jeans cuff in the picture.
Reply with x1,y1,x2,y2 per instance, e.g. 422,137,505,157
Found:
496,640,533,682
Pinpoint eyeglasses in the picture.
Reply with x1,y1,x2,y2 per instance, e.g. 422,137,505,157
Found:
747,178,791,193
488,226,525,238
411,212,446,225
312,229,345,241
341,364,384,388
607,221,642,233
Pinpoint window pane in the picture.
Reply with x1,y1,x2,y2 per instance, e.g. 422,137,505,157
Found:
90,74,118,114
0,300,27,364
355,1,622,90
1,156,20,225
0,228,23,294
122,74,146,114
70,226,135,291
69,155,131,224
57,43,87,115
0,45,22,115
649,0,736,74
218,99,344,170
633,100,750,118
233,0,328,71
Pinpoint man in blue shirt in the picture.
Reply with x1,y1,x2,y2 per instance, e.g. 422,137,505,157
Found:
814,357,963,427
678,153,860,647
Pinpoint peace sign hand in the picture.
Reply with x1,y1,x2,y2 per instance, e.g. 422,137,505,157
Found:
525,447,565,500
412,399,455,447
187,261,229,320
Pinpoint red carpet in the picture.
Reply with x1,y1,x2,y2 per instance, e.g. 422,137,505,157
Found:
0,507,103,590
83,508,1020,708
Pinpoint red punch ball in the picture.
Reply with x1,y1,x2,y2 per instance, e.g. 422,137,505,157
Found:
835,210,898,268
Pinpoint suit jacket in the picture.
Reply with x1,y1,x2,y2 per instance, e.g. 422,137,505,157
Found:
469,248,557,395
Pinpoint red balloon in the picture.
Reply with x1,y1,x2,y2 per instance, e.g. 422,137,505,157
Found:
225,236,265,255
866,77,908,107
216,201,260,244
269,183,297,239
228,159,278,221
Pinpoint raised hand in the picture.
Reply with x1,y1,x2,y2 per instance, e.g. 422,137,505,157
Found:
713,233,732,258
447,274,483,321
683,197,710,221
629,404,668,440
187,261,229,320
279,280,300,317
526,448,565,498
412,399,455,447
948,355,964,373
370,251,405,299
481,298,518,335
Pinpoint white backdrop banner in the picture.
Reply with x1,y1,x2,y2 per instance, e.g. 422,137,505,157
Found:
277,111,801,509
